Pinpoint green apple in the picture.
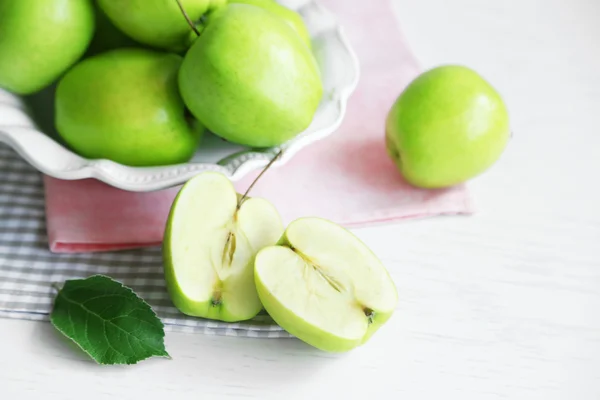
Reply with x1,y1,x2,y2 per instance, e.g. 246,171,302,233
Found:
0,0,95,95
179,4,323,148
85,4,140,57
163,171,284,322
97,0,225,52
386,65,510,188
255,217,398,352
228,0,312,49
55,48,204,167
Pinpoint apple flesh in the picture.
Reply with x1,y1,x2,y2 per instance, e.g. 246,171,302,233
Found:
255,217,398,352
163,172,284,322
55,48,203,167
0,0,95,95
386,65,510,188
179,4,323,148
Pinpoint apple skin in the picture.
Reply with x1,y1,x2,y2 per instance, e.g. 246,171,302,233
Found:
228,0,311,49
85,4,140,57
179,4,323,148
386,65,510,188
254,218,397,353
97,0,220,52
255,273,394,352
55,48,203,167
0,0,95,95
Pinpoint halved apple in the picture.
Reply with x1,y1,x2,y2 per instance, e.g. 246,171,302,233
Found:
255,217,398,352
163,172,284,322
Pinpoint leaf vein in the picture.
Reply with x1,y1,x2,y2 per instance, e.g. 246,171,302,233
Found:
57,291,165,355
103,320,128,360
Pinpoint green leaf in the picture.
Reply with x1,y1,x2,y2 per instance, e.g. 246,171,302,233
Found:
50,275,170,365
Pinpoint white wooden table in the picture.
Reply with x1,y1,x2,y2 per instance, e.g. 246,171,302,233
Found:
1,0,599,398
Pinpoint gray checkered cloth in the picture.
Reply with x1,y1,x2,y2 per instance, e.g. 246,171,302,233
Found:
0,143,291,338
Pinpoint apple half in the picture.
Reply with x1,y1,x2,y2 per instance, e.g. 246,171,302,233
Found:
163,172,283,322
255,218,398,352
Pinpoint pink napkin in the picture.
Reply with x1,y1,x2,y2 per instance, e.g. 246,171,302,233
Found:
44,0,474,253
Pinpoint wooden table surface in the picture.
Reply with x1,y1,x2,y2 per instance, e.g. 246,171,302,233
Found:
1,0,599,398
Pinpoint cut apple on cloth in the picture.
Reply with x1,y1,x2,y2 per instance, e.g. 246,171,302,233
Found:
163,171,284,322
163,163,398,351
255,217,398,352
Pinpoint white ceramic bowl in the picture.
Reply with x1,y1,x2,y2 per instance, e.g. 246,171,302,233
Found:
0,0,359,192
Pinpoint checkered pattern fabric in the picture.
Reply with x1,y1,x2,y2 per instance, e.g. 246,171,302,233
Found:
0,143,291,338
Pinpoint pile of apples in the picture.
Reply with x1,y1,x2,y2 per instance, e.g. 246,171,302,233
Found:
0,0,398,352
0,0,323,166
1,0,511,352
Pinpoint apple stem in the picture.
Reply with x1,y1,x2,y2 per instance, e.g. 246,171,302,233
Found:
237,149,284,210
175,0,202,37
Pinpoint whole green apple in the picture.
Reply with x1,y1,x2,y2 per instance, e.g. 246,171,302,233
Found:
97,0,224,52
179,4,323,147
228,0,312,48
0,0,95,95
386,65,510,188
55,48,204,167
